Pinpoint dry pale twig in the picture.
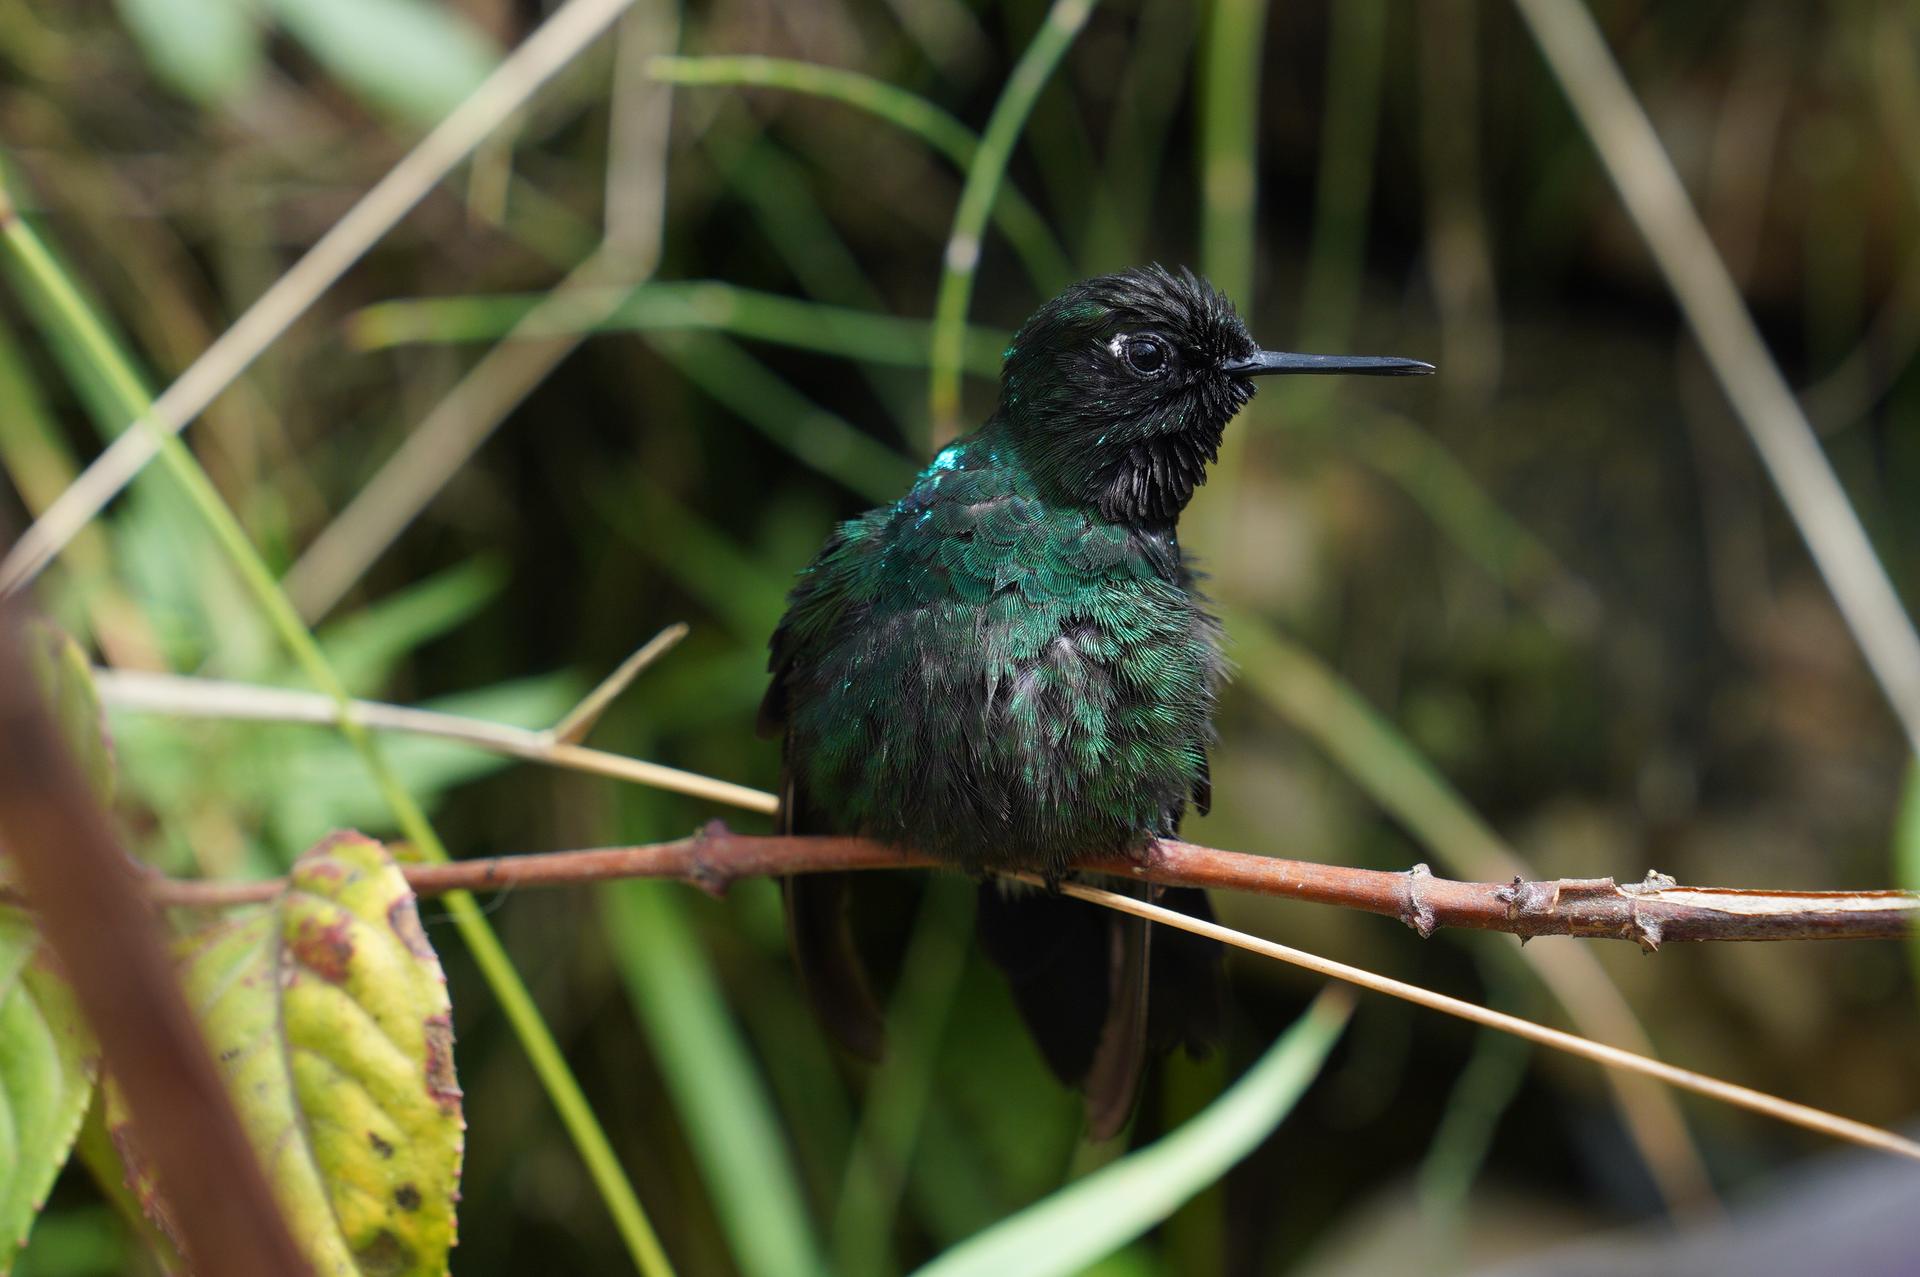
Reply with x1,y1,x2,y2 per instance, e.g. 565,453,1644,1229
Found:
91,667,776,814
93,665,1918,1182
551,622,690,745
0,0,645,598
285,0,682,624
282,244,635,621
1044,877,1920,1166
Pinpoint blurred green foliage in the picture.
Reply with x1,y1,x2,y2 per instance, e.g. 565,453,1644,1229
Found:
1,0,1918,1273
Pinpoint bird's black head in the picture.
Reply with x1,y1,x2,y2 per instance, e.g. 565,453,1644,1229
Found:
997,264,1431,524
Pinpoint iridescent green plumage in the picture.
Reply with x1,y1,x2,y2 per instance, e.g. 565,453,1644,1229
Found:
761,265,1432,1136
769,432,1219,874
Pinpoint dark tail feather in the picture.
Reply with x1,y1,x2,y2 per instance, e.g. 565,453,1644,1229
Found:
784,872,886,1062
1082,903,1150,1141
1147,886,1226,1057
976,881,1224,1139
974,883,1112,1085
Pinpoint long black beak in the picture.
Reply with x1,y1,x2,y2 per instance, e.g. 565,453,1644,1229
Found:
1219,350,1434,377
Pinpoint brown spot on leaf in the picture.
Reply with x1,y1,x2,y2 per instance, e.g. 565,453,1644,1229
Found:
353,1229,414,1277
109,1116,182,1251
368,1132,395,1159
393,1183,421,1211
288,914,354,983
299,858,348,884
387,896,434,960
312,829,377,857
422,1014,461,1111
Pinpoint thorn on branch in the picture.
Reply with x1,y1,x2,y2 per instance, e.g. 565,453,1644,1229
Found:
686,819,734,897
1630,910,1663,954
1400,863,1437,939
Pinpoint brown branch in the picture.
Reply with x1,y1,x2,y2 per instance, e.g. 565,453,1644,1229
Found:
0,613,313,1276
136,825,1919,946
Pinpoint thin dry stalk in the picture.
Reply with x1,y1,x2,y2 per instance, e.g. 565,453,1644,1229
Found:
1048,876,1920,1166
93,828,1919,1169
1512,0,1920,756
551,622,689,745
91,667,776,813
0,0,644,598
285,0,679,624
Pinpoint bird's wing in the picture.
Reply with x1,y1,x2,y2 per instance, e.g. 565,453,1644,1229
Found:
763,511,892,1061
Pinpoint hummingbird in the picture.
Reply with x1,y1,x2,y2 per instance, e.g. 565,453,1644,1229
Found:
760,265,1431,1137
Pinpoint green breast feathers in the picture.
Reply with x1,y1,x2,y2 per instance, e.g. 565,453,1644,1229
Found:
762,435,1223,873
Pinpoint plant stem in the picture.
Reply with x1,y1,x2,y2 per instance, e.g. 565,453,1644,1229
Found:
123,830,1920,947
928,0,1099,444
0,203,676,1277
651,56,1072,292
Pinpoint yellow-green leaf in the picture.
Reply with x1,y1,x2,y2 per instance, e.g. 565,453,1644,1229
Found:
0,909,98,1275
159,833,463,1276
23,622,112,804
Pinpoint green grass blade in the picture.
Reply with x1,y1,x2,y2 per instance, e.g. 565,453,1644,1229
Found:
911,990,1352,1277
653,56,1072,292
1198,0,1267,308
262,0,500,125
1224,609,1710,1205
649,332,919,504
0,190,677,1277
603,883,830,1277
1094,2,1199,266
1296,0,1388,350
347,280,1009,377
831,877,974,1277
1418,1022,1530,1222
1897,765,1920,995
928,0,1099,443
655,55,979,166
1186,0,1271,560
1298,404,1599,626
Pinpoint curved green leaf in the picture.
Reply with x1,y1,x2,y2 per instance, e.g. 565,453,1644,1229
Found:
24,623,112,804
913,991,1352,1277
263,0,499,125
0,910,98,1275
114,0,263,105
1897,765,1920,995
603,883,828,1277
154,834,463,1276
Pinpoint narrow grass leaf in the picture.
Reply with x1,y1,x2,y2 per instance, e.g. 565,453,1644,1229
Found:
347,283,1010,378
651,57,1072,291
314,557,508,696
267,673,580,843
23,624,114,803
928,0,1098,441
913,991,1349,1277
1896,764,1920,996
646,334,918,504
114,0,262,105
603,883,829,1277
263,0,500,125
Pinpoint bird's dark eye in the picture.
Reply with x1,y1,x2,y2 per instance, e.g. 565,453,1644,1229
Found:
1122,336,1168,376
